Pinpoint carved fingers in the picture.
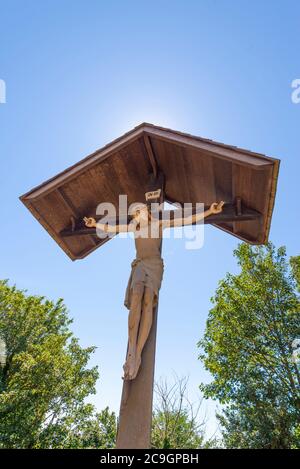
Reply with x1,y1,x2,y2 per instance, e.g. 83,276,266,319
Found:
209,201,225,214
83,216,96,228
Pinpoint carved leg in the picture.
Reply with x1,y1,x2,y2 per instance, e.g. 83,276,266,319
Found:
131,287,154,380
123,284,144,380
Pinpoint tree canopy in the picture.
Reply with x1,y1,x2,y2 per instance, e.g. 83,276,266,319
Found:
198,243,300,449
0,280,105,448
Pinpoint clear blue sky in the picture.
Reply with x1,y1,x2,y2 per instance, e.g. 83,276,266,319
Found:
0,0,299,437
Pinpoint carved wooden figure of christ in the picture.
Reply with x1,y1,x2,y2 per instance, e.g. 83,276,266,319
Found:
84,200,224,380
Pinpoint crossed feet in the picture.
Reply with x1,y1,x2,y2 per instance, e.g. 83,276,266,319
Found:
123,347,142,380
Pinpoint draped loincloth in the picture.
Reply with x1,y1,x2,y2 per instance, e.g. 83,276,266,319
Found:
124,257,164,310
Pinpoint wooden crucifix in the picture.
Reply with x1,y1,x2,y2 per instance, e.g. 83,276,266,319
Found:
83,172,223,448
20,123,280,449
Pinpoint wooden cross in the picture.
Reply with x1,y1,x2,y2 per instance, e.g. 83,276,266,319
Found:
116,172,164,449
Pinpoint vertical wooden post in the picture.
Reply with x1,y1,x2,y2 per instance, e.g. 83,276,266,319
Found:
116,171,164,449
116,304,159,448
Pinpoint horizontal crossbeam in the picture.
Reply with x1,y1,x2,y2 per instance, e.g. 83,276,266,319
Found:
60,203,262,238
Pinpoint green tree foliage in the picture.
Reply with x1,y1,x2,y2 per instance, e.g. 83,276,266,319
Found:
198,244,300,449
290,256,300,291
0,280,103,448
70,407,116,449
44,407,117,449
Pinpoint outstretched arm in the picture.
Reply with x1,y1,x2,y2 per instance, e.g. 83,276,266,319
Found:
83,217,130,233
163,201,225,229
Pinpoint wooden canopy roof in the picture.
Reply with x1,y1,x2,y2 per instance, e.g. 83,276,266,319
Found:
20,123,280,260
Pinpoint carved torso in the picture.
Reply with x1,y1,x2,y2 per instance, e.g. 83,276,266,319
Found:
134,222,162,259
